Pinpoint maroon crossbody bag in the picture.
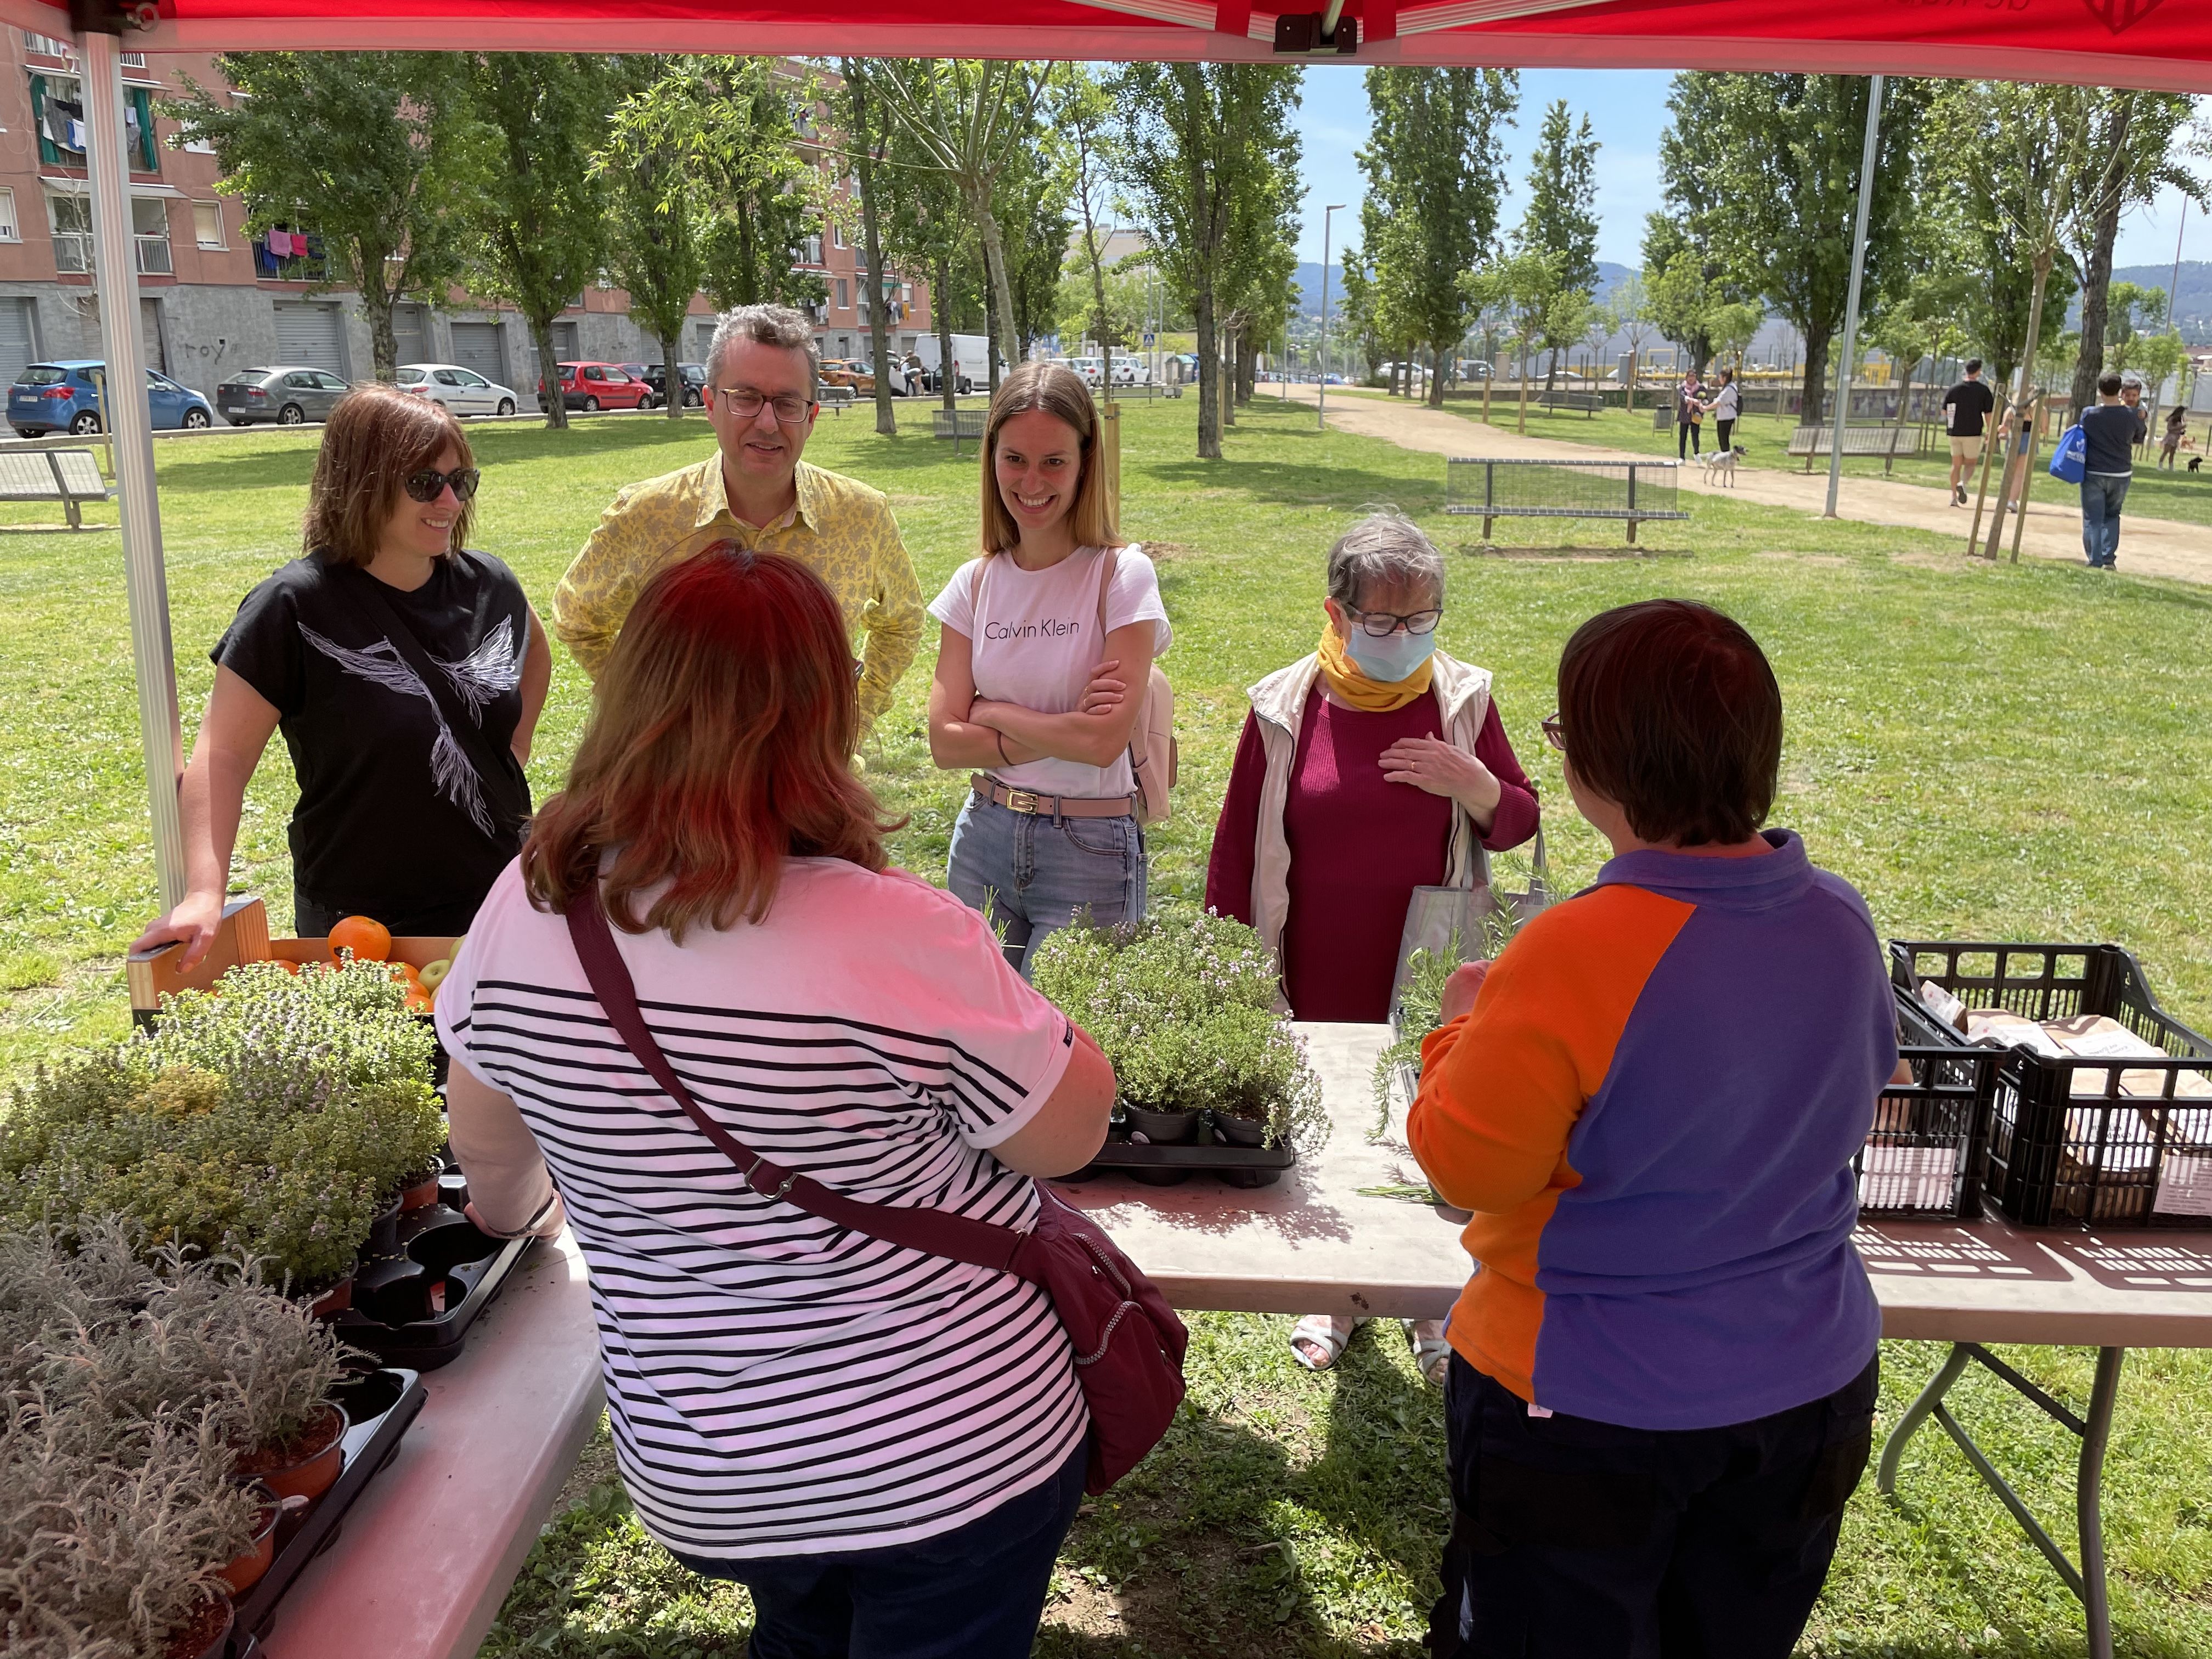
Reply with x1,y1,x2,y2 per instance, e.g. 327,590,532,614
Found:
563,885,1189,1495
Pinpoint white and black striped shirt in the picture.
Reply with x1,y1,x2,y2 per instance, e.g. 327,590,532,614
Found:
437,859,1086,1559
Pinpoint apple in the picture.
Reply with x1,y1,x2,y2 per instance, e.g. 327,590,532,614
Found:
419,957,453,994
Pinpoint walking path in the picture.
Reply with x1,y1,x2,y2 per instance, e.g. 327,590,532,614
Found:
1280,385,2212,586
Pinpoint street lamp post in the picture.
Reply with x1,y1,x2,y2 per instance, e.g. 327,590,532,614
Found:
1318,203,1346,430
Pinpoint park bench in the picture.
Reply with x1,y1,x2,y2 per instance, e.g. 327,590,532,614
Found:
0,446,112,529
819,385,859,414
1536,390,1604,417
932,406,988,456
1785,421,1930,475
1444,455,1690,544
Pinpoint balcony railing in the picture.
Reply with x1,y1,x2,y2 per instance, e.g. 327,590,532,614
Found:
52,231,89,274
136,234,171,276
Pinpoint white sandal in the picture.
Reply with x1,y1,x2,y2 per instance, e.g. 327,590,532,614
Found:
1405,1319,1452,1388
1288,1313,1368,1371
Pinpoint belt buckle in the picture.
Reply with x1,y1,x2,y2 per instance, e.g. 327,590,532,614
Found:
1004,788,1043,815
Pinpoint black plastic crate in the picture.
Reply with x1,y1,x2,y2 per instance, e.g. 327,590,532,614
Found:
1889,941,2212,1228
1855,989,2001,1220
329,1176,537,1370
1065,1113,1294,1189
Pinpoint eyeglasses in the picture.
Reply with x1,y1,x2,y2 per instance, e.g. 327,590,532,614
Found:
1344,602,1442,638
712,386,816,424
1541,713,1565,752
404,467,480,503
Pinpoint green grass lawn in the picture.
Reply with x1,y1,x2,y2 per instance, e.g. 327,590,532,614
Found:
1355,387,2212,531
7,397,2212,1655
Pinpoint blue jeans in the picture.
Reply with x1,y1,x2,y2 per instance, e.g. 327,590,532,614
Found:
2081,472,2131,567
669,1438,1087,1659
947,792,1146,977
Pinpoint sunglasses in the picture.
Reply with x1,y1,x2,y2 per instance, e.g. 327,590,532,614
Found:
404,466,481,503
1541,713,1565,752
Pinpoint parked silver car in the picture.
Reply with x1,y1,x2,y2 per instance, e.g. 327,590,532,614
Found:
397,363,521,417
216,365,351,426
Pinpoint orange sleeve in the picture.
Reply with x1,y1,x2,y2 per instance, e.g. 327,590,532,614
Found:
1409,887,1695,1215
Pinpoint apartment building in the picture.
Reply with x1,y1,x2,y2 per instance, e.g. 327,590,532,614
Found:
0,37,930,402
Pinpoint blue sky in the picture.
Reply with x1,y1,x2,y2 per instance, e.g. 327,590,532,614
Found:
1291,66,2196,276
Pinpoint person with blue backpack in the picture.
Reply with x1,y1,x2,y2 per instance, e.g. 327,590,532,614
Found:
2055,371,2150,569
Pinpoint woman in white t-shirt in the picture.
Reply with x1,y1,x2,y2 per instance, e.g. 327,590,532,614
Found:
928,362,1171,975
436,544,1116,1659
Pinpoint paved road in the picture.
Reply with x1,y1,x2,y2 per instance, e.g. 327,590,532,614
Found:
1282,385,2212,586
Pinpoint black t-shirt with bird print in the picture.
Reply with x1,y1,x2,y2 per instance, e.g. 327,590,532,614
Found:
213,549,533,932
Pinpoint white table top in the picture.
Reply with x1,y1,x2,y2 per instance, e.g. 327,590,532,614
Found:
1055,1023,2212,1350
259,1231,603,1659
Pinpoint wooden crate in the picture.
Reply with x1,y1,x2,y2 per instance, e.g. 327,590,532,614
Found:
127,896,459,1019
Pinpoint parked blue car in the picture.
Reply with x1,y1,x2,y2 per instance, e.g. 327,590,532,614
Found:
8,360,216,439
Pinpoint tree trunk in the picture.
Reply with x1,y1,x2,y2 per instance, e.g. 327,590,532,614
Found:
972,189,1022,383
2069,177,2126,420
659,331,683,421
849,75,899,438
1543,346,1559,397
1517,340,1530,435
1428,342,1446,409
1801,331,1831,428
362,280,398,382
1985,251,2053,563
933,251,958,414
528,314,570,430
1194,284,1220,460
1481,335,1495,424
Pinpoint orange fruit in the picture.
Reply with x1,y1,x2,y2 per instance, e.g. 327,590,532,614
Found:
403,986,435,1014
273,960,301,975
328,916,392,963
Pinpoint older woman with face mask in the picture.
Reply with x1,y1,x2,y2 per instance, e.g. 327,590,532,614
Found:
1205,508,1540,1379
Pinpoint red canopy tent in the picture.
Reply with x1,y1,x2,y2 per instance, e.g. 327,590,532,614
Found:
8,0,2204,910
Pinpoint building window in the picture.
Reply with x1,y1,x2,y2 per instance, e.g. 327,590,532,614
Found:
133,197,171,275
831,222,845,251
121,52,146,68
24,31,71,58
193,201,223,249
32,74,83,166
184,134,216,155
835,278,849,311
801,233,822,266
0,188,16,242
47,193,91,273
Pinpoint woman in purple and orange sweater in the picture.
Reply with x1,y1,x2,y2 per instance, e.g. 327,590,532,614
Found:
1205,509,1539,1379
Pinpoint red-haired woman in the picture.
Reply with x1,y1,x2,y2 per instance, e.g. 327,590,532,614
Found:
434,545,1116,1658
927,360,1170,974
133,382,551,964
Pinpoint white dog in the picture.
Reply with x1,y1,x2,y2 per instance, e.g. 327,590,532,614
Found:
1699,444,1749,487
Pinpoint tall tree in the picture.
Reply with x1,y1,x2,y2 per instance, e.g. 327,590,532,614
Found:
1657,73,1927,420
1358,67,1518,409
1496,246,1565,434
878,109,968,412
1111,62,1302,459
1645,247,1722,375
871,59,1051,372
1054,66,1127,390
167,54,489,379
839,60,899,436
599,61,705,421
998,121,1074,371
1514,98,1598,392
1609,271,1655,409
463,53,613,430
2063,92,2202,417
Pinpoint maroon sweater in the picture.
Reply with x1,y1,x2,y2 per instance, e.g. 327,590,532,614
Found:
1204,687,1540,1022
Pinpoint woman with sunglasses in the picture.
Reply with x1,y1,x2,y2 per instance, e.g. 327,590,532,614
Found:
134,382,551,967
1204,508,1538,1381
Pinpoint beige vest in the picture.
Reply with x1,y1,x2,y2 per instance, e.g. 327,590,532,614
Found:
1243,649,1496,967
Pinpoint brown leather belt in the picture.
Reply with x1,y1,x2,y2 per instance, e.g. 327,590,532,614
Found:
970,774,1135,819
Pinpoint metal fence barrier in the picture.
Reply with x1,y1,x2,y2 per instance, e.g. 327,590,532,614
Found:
1445,456,1690,544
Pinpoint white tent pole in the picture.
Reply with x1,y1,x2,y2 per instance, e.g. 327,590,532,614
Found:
78,25,186,911
1824,72,1884,520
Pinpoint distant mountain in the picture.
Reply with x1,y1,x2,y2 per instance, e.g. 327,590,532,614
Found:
2066,260,2212,341
1294,257,1637,318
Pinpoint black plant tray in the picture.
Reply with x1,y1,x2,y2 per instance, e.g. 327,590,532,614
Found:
330,1188,535,1371
1067,1119,1296,1189
227,1365,426,1657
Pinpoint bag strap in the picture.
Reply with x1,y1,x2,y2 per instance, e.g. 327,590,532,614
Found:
562,882,1024,1274
332,558,528,822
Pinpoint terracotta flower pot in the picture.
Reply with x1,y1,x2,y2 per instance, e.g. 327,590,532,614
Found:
217,1486,281,1597
163,1594,234,1659
236,1402,349,1503
399,1156,447,1211
303,1276,353,1318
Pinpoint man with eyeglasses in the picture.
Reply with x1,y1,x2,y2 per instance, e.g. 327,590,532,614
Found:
552,304,923,730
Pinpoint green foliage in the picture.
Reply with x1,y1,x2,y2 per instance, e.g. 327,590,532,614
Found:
163,53,492,379
1515,97,1600,387
0,962,445,1287
0,1223,351,1657
1370,910,1519,1120
1356,68,1518,407
597,60,706,401
1030,905,1324,1154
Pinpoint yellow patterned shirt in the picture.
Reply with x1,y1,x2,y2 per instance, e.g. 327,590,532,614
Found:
550,454,924,725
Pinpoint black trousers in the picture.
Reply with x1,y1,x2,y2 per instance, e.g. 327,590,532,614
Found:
1677,420,1701,458
1428,1353,1878,1659
1715,419,1735,452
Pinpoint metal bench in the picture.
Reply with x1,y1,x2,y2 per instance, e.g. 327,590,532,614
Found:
1444,456,1690,544
0,446,112,529
1536,390,1604,417
819,385,859,414
1785,422,1929,475
932,407,988,456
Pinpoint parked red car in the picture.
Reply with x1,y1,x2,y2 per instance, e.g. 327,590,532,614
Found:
536,361,652,413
